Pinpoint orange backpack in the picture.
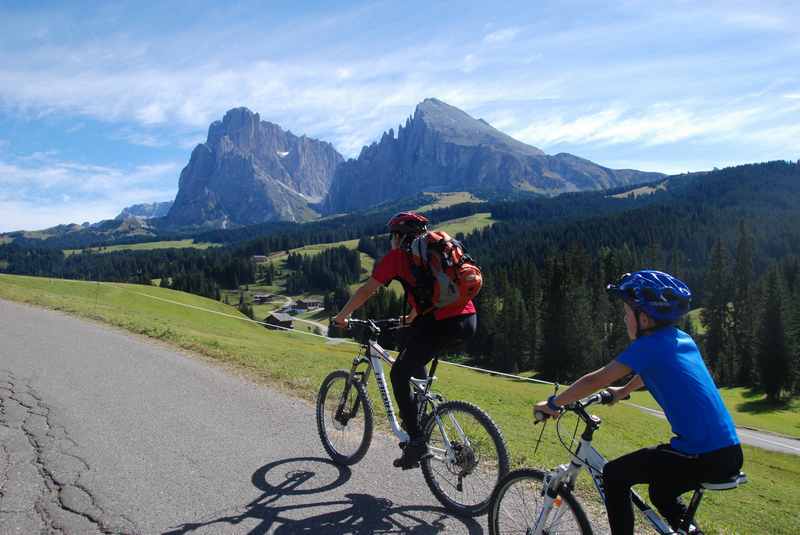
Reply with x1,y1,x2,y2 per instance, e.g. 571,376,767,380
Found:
407,230,483,314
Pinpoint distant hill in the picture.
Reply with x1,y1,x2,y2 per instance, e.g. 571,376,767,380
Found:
322,98,664,213
116,201,173,220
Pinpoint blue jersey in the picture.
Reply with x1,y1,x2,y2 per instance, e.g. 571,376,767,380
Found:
617,327,739,455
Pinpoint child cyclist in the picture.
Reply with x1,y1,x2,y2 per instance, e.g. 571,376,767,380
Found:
534,270,742,535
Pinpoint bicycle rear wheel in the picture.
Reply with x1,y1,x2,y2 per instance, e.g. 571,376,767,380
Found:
421,400,509,516
489,468,592,534
316,370,374,465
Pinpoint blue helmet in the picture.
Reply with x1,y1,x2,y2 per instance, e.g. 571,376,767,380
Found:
606,270,692,322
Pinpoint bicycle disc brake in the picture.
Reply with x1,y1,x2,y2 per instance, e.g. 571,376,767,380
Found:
448,442,478,491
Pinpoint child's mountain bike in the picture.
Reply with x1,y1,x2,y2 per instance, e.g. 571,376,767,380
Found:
316,318,510,516
488,390,747,534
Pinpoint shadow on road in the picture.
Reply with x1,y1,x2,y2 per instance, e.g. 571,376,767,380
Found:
164,456,482,534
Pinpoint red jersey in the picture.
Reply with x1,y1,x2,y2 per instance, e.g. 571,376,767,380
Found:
371,248,476,320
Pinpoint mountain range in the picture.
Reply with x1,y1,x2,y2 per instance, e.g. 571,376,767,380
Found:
163,99,664,228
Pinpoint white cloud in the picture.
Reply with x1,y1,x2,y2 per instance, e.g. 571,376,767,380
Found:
0,155,179,231
511,103,764,148
0,198,130,232
461,54,479,73
722,12,787,31
335,67,353,80
112,130,168,148
483,27,521,44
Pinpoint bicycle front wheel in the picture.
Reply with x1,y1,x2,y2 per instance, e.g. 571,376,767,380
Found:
316,370,374,465
421,400,509,516
489,468,592,534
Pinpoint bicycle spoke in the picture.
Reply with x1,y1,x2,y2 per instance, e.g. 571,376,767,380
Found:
316,370,373,465
491,469,591,534
422,402,508,515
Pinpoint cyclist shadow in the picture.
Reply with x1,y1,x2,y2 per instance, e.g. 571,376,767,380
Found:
164,456,483,534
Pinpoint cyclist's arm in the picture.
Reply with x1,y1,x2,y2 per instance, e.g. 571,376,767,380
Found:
333,277,382,326
548,360,633,408
622,374,644,394
608,374,644,403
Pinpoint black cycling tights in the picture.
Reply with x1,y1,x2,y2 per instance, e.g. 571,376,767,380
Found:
603,443,743,534
389,313,477,438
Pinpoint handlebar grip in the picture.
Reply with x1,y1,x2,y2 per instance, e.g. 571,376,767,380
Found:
599,390,631,404
533,408,549,424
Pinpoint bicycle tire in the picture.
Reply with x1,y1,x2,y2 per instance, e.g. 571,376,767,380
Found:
420,399,510,517
489,467,593,534
316,370,374,465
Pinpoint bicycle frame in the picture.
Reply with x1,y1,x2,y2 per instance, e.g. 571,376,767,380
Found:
344,335,445,445
533,400,679,535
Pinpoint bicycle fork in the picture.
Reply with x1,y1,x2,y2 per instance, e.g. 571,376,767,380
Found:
335,360,368,426
530,466,577,534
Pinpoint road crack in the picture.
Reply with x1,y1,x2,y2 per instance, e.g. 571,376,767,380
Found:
0,370,140,534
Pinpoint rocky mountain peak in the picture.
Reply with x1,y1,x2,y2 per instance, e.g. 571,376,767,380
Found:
322,98,663,213
408,97,545,156
164,107,343,229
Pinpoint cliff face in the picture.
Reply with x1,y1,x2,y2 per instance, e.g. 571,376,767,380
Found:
323,98,663,213
166,108,343,228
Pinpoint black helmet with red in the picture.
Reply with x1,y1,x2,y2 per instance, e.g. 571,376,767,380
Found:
387,211,429,236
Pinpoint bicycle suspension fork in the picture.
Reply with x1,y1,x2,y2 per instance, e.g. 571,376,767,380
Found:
335,356,370,425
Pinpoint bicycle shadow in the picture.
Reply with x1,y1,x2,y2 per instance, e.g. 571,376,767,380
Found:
164,456,483,534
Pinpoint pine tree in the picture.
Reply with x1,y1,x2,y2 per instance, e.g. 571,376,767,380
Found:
562,283,593,380
732,222,757,385
539,259,568,381
700,239,731,382
495,287,529,372
755,268,790,402
787,284,800,394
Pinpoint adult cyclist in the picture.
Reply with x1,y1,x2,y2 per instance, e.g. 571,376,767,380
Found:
333,212,478,469
533,270,742,535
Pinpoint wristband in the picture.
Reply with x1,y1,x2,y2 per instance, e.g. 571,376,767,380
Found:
547,395,562,412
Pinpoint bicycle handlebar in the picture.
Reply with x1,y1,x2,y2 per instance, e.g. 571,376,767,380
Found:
534,389,628,423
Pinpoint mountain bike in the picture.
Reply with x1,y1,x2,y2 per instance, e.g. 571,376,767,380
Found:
488,390,747,534
316,318,510,516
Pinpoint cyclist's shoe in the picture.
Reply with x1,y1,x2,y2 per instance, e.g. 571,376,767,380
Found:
393,437,431,470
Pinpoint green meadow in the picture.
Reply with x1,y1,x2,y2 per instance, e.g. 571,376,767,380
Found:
0,273,797,534
64,239,220,256
249,212,495,297
415,191,486,212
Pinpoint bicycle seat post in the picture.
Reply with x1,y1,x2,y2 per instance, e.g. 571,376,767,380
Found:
683,488,705,531
683,472,747,532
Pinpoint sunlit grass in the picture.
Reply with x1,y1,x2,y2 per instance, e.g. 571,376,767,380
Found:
64,239,221,256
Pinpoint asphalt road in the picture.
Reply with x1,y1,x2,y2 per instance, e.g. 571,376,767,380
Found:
0,299,487,534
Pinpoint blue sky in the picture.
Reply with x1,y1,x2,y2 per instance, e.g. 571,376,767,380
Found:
1,0,798,232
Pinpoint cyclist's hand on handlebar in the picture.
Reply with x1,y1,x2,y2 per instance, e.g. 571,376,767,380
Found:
533,400,560,423
332,314,349,328
605,386,630,405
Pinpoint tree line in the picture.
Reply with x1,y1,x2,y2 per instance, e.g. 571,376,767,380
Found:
284,247,362,294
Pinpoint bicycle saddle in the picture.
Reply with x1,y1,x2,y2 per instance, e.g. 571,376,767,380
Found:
700,471,747,491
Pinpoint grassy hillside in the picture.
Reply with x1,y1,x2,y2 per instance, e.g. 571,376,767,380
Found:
64,239,221,256
250,212,495,297
416,191,485,211
0,273,797,534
